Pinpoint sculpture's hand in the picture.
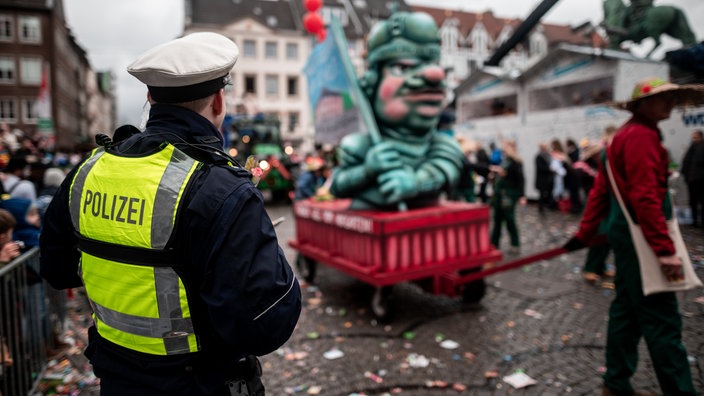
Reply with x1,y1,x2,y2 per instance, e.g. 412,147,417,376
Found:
378,168,417,202
365,142,402,176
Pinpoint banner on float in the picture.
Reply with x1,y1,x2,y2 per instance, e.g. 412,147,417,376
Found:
303,17,379,145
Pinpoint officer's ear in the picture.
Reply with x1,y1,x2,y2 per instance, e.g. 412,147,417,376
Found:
211,89,225,117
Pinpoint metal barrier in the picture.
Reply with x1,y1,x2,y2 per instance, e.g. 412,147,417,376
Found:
0,248,67,396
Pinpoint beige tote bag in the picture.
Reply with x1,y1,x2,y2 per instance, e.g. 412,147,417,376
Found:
606,160,702,296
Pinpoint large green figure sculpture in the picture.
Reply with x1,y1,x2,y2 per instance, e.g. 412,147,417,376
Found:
330,11,464,210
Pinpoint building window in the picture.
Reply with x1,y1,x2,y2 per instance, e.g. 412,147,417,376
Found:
20,57,42,85
265,41,277,59
0,98,17,122
22,97,38,123
322,7,349,27
18,16,41,44
265,75,278,96
528,76,614,111
244,75,256,94
287,76,298,97
0,15,13,42
0,56,15,83
470,24,488,53
529,31,548,57
460,94,518,119
288,112,299,133
286,43,298,60
243,40,256,58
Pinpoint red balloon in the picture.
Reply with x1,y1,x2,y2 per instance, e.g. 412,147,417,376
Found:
316,28,327,42
303,12,324,34
303,0,322,12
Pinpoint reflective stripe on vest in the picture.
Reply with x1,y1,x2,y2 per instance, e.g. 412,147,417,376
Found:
69,144,200,355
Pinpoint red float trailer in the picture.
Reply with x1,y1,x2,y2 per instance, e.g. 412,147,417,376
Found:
289,199,566,320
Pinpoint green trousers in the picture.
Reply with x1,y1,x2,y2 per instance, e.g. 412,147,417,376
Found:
583,242,611,274
604,240,696,395
490,195,519,248
584,220,611,274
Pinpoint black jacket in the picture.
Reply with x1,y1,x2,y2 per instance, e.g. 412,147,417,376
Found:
40,104,301,395
681,140,704,184
494,156,525,198
534,152,554,190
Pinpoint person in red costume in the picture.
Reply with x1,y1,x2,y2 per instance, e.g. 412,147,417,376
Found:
564,77,704,396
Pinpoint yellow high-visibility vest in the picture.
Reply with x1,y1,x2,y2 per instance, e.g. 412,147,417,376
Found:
69,144,201,355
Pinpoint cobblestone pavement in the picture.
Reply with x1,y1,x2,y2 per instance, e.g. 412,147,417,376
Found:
262,201,704,396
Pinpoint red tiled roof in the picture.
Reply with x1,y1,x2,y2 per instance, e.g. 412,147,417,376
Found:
412,5,594,46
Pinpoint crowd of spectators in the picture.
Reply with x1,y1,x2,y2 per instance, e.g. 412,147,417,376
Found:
0,123,86,191
0,122,75,394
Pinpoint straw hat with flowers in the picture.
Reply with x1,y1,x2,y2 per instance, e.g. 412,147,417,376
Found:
611,77,704,112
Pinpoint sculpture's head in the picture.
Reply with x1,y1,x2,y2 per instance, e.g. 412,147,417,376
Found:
360,11,446,137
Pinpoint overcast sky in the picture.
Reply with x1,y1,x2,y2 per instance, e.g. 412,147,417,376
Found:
63,0,704,126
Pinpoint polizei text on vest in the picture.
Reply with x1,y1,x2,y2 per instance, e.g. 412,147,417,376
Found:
83,189,146,225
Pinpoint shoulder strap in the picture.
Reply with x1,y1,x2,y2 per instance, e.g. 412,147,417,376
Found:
6,180,20,195
605,159,636,226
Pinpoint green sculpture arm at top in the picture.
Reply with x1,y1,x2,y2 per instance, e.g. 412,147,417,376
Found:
329,11,464,210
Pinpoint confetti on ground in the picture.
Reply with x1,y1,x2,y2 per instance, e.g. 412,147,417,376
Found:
364,371,383,383
285,384,308,393
439,339,459,349
425,380,448,388
407,353,430,368
523,309,543,319
503,371,538,388
323,348,344,360
284,351,309,361
452,383,467,391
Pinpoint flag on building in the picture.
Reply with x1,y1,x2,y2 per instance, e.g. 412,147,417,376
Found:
35,62,53,135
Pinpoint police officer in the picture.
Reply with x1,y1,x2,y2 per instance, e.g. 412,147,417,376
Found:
39,32,301,396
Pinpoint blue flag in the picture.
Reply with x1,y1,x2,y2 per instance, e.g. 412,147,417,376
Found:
303,17,379,145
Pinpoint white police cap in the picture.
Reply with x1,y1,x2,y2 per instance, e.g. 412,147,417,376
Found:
127,32,239,103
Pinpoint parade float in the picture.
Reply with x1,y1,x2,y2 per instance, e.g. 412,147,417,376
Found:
290,8,538,321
